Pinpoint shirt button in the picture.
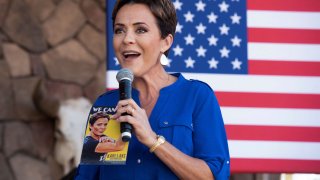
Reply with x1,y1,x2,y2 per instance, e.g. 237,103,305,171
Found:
226,161,230,164
163,121,169,125
137,159,141,164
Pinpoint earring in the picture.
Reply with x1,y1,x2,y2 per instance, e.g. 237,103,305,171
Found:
160,54,169,66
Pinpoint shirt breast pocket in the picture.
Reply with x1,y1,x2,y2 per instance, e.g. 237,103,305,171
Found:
158,118,194,155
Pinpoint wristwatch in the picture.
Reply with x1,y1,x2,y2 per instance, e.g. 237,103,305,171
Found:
149,135,166,153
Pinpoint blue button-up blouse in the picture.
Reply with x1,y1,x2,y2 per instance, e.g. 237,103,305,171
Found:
75,73,230,180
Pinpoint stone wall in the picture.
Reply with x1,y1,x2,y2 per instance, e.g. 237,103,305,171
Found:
0,0,106,179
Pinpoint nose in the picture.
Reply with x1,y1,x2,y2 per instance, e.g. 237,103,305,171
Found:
123,31,135,45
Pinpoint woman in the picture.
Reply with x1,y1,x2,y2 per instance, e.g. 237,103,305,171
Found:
81,111,125,163
76,0,230,179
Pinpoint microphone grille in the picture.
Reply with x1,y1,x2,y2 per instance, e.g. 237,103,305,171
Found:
116,68,134,82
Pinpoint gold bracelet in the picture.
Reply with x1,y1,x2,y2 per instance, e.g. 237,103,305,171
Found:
149,135,166,153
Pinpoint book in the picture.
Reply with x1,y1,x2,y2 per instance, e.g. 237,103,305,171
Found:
80,106,129,165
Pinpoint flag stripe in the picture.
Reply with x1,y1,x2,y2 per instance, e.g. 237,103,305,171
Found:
183,73,320,94
231,158,320,173
222,107,320,127
248,60,320,76
247,0,320,12
248,28,320,44
216,92,320,109
248,43,320,62
229,140,320,160
107,71,320,94
226,125,320,142
247,10,320,29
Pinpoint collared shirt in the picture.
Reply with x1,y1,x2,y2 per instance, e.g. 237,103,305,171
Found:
75,73,230,180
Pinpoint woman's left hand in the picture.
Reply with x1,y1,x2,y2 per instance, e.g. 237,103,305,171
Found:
111,99,157,147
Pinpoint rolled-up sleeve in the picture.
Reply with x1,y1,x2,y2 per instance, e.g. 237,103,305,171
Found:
192,83,230,179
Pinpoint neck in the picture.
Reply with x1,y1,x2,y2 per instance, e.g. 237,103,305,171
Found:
133,67,175,115
133,68,169,94
90,132,100,140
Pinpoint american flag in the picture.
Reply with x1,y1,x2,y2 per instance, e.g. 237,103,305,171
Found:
106,0,320,173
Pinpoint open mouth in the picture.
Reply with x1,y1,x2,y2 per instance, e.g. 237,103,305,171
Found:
122,51,141,59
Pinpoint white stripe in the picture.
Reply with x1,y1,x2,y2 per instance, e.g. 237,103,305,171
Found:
222,107,320,127
107,71,117,88
107,71,320,94
229,140,320,160
248,43,320,62
182,73,320,94
248,10,320,29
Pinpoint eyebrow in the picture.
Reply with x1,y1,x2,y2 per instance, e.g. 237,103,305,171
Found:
114,22,149,27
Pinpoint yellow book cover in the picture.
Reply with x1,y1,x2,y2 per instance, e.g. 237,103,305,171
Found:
80,109,129,165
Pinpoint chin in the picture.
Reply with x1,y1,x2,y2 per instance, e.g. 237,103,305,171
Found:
95,132,103,136
119,66,138,75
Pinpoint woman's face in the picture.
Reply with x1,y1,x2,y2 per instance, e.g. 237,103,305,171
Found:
113,3,170,77
90,118,108,136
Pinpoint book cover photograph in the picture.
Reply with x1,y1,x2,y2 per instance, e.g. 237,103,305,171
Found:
80,107,129,165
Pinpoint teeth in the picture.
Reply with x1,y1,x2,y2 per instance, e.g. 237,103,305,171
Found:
123,52,139,56
123,51,140,58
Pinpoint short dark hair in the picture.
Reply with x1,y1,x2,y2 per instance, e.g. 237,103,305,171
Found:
89,111,110,126
112,0,177,56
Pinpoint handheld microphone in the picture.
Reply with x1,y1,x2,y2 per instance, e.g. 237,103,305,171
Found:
116,68,134,142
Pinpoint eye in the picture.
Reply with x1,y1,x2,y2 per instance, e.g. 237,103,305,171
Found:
114,27,125,34
137,27,147,34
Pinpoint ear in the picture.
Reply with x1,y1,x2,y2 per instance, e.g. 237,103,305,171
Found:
160,34,173,53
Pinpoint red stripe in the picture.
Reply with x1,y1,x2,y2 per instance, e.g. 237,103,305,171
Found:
248,28,320,44
247,0,320,12
226,125,320,142
216,92,320,109
249,60,320,76
231,158,320,173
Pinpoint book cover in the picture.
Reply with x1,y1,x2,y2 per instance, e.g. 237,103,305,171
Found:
80,106,129,165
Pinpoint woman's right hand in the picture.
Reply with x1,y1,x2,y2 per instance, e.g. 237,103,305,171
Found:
111,99,157,148
99,136,115,143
